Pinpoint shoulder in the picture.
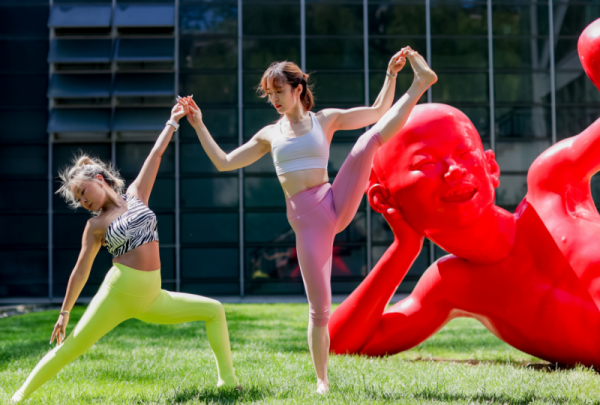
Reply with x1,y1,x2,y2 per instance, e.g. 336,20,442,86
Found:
85,217,106,240
253,123,278,143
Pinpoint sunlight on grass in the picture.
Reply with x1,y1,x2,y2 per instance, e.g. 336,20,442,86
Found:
1,304,598,404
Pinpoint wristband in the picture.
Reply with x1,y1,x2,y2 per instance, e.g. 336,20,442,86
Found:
386,70,396,79
60,311,70,316
166,119,179,131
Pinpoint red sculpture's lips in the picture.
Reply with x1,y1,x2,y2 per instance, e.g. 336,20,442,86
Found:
440,184,478,203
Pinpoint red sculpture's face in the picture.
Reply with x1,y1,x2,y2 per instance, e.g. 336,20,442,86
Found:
373,104,500,235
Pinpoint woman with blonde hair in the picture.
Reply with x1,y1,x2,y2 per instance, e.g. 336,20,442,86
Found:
178,47,437,393
12,104,239,403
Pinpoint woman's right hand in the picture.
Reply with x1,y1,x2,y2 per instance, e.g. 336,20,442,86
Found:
50,313,69,345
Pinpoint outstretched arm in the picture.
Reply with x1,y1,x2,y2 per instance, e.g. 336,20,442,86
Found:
127,104,186,205
321,49,409,136
529,117,600,194
183,98,270,171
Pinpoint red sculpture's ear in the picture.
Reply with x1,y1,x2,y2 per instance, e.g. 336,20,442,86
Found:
485,149,500,188
367,183,403,219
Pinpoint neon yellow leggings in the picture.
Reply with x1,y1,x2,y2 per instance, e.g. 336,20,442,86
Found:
12,264,238,402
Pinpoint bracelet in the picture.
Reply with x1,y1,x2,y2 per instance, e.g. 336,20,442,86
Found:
386,70,396,79
166,119,179,131
60,311,70,316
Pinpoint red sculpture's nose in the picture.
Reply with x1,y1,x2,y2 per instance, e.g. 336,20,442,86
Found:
444,165,467,182
579,18,600,92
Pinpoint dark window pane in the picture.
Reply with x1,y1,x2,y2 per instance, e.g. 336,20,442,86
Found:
53,213,88,247
182,248,239,279
494,38,552,70
116,143,174,176
245,212,292,243
494,73,551,104
0,215,47,246
244,176,284,207
369,38,427,71
181,282,239,295
157,213,175,244
312,72,364,105
432,73,488,103
432,38,488,69
492,4,549,36
554,3,600,37
181,177,238,208
243,73,272,105
0,40,48,73
243,38,301,71
0,180,47,210
243,4,300,35
329,142,356,173
306,4,362,36
180,74,237,104
180,37,237,70
48,4,111,28
554,38,579,69
555,71,600,104
160,247,175,279
372,213,393,243
306,38,363,70
0,6,49,37
52,143,111,176
148,178,175,209
369,71,427,106
495,140,551,172
331,245,366,278
0,110,48,143
243,107,279,137
115,38,174,62
496,174,527,207
180,142,237,174
114,4,175,27
461,107,490,138
181,213,238,243
0,145,47,176
246,246,300,281
592,173,600,207
179,3,237,35
431,1,487,36
1,75,48,107
0,250,47,283
373,245,429,280
243,153,277,174
556,107,600,141
495,106,552,138
53,248,112,287
114,108,172,132
368,3,425,35
181,108,237,140
334,211,366,243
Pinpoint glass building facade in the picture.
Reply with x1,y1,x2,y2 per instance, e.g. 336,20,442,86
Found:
1,0,599,301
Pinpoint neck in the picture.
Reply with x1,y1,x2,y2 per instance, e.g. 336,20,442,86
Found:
101,188,126,212
426,204,516,264
284,103,307,124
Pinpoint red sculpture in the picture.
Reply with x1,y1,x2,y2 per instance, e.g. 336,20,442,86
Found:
329,18,600,367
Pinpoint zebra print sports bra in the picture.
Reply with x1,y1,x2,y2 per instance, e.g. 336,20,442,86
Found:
104,194,159,258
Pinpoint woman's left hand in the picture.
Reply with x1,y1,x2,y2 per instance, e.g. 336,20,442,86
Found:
388,47,411,76
170,102,188,123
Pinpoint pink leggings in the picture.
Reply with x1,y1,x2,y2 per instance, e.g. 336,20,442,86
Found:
286,128,383,327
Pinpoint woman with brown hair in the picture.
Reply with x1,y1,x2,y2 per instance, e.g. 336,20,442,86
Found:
178,47,437,393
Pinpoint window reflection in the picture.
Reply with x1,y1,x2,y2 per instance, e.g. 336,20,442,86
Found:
368,3,426,36
496,174,527,207
432,38,488,69
181,213,238,243
245,212,293,243
492,4,549,36
179,38,237,70
179,4,237,35
243,38,301,71
494,73,551,104
306,4,363,36
432,72,488,103
495,107,551,138
244,176,284,206
243,3,300,36
311,72,364,104
431,1,487,36
180,74,237,104
181,177,238,208
495,140,551,172
306,38,363,70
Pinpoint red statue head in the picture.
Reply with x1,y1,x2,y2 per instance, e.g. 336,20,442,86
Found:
368,104,501,237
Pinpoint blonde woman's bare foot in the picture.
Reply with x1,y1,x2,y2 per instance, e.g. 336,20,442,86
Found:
407,50,438,90
316,379,329,394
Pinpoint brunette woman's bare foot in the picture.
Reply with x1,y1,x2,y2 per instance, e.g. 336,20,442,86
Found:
316,378,329,394
407,51,437,90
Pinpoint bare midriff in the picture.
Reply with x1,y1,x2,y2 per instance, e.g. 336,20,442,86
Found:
278,168,329,199
113,241,161,272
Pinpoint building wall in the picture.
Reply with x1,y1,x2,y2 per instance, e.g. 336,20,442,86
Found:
1,0,599,301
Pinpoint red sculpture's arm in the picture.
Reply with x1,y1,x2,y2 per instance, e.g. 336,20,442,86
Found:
529,117,600,194
329,229,424,354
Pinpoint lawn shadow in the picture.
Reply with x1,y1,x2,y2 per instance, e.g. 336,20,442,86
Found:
0,340,51,365
172,386,272,404
407,357,600,373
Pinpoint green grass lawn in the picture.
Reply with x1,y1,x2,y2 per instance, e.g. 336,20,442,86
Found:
1,304,599,404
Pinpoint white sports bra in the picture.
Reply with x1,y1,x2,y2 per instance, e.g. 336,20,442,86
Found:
270,112,329,175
